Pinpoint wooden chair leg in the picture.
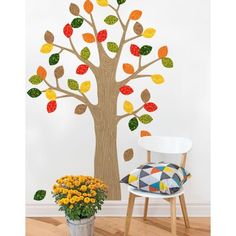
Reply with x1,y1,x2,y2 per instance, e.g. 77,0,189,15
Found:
179,194,190,228
124,193,136,236
143,197,149,220
170,197,177,235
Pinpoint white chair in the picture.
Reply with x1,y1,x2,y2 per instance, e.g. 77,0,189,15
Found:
124,136,192,236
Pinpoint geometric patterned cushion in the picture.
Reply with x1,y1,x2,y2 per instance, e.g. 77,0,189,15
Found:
120,162,191,195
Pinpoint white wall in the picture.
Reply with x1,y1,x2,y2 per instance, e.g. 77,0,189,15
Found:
26,0,210,216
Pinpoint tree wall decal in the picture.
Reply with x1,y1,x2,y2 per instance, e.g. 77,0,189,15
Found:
27,0,173,200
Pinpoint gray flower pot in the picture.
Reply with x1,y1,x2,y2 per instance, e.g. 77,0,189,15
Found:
66,216,95,236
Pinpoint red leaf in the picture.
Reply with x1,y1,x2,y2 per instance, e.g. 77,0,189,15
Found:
144,102,158,112
76,64,89,75
130,44,140,57
119,86,134,95
63,24,73,38
97,30,107,42
47,100,57,113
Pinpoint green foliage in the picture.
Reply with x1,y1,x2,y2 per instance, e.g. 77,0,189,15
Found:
117,0,126,5
128,117,139,131
27,88,42,98
107,42,119,53
104,15,118,25
139,45,152,56
52,175,107,221
162,57,173,68
34,190,46,201
49,53,60,65
29,75,43,85
80,47,91,60
71,18,84,28
59,188,106,220
68,79,79,90
139,114,153,124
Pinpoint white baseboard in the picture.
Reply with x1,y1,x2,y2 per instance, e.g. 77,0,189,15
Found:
26,200,210,217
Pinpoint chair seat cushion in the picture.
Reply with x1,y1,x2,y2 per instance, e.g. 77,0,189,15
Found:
120,162,191,195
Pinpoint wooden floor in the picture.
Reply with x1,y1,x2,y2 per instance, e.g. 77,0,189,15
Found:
26,217,210,236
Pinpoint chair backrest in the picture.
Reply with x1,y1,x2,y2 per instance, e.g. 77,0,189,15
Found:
138,136,192,167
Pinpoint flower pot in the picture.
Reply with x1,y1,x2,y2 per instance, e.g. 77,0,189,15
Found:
66,216,95,236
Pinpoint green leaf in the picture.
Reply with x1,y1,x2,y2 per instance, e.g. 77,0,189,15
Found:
29,75,43,85
80,47,91,60
117,0,126,4
107,42,119,53
49,53,60,65
162,57,173,68
128,117,139,131
139,114,153,124
68,79,79,90
140,45,152,56
34,190,46,201
104,15,118,25
27,88,42,98
71,18,84,28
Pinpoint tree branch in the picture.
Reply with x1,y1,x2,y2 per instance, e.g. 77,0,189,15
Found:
53,41,97,74
43,79,94,109
79,14,93,27
89,13,109,62
68,38,98,72
117,104,144,121
125,35,142,44
108,4,125,30
119,58,160,87
56,95,71,99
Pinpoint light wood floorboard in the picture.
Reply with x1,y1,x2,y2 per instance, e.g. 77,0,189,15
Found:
26,217,210,236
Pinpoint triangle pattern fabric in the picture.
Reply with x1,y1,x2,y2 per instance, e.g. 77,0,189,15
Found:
140,170,150,178
151,167,161,174
120,161,191,195
120,174,129,183
128,175,138,183
139,179,148,188
161,172,171,180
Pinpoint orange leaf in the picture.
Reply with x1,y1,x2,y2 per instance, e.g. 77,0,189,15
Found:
140,130,152,137
84,0,93,14
123,63,134,74
129,10,142,20
37,66,47,80
82,33,95,43
158,46,168,58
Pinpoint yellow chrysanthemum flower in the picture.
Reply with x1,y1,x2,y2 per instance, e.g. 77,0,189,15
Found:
70,198,75,204
84,197,90,204
80,185,87,192
63,198,69,204
91,190,97,197
90,198,96,204
63,189,68,194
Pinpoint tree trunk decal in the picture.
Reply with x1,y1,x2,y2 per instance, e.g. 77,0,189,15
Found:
27,0,173,200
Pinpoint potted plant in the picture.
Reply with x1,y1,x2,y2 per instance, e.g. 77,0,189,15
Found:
52,175,108,236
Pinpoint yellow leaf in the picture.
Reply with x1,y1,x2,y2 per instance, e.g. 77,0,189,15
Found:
142,28,156,38
40,43,53,53
96,0,108,7
123,100,134,114
45,89,56,100
151,74,165,84
80,81,91,93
